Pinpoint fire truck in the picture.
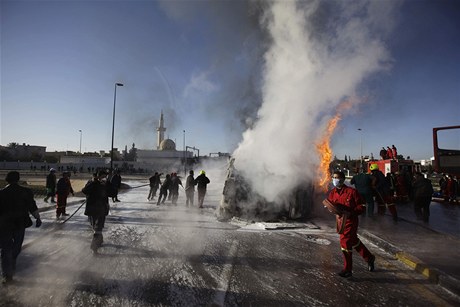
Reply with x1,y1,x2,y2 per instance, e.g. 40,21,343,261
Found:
366,158,421,176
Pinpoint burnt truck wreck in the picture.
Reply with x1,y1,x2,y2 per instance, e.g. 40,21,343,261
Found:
217,158,316,222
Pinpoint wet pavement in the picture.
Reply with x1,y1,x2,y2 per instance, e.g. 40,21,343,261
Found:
357,200,460,296
35,189,460,298
1,173,454,306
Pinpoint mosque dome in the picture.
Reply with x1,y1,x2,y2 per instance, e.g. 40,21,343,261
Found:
159,139,176,151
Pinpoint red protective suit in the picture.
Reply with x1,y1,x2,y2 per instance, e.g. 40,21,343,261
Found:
386,147,393,159
392,145,398,159
327,185,374,273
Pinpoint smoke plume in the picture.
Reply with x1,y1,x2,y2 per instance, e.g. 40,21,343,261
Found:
233,1,396,202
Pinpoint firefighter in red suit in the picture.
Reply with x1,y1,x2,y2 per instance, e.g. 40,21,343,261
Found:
327,171,375,278
386,146,393,159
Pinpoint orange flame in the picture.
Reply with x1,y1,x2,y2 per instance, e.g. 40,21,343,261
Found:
315,99,354,192
316,115,341,192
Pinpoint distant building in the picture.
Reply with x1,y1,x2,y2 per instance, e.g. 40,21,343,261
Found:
0,143,46,161
59,153,109,165
136,111,192,171
419,158,433,167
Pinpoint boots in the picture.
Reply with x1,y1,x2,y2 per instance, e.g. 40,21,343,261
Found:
90,233,103,253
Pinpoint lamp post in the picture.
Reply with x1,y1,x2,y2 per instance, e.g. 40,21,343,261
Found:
79,130,82,153
183,129,186,177
111,83,124,171
358,128,363,171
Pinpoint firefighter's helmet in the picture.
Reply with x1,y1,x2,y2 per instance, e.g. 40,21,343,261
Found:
200,170,206,175
370,163,379,171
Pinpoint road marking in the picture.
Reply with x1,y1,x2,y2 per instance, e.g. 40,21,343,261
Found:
212,239,238,306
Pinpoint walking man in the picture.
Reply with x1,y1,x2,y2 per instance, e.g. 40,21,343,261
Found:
56,171,74,218
157,174,172,205
148,172,161,201
82,170,110,253
195,170,210,208
0,171,42,284
170,173,183,205
44,168,57,203
325,171,375,278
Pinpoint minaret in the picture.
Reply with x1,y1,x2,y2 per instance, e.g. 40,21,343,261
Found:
156,111,166,149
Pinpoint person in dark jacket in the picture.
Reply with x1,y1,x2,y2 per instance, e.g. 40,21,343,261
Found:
44,168,57,203
350,168,374,217
109,169,122,203
170,173,183,205
185,170,196,207
148,172,161,201
0,171,42,284
157,174,172,205
195,170,210,208
56,171,74,218
379,147,387,160
369,164,398,221
82,170,110,253
412,172,434,222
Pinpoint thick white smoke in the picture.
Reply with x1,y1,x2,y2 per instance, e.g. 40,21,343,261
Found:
233,1,396,202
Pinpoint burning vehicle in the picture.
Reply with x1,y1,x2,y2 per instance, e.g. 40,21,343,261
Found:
217,158,315,222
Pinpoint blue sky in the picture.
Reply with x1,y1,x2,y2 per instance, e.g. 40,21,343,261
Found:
1,0,459,162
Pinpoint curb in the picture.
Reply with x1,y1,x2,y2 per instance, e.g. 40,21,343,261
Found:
360,230,460,297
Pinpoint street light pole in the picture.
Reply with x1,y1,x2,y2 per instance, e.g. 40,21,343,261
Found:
79,130,82,153
111,83,124,171
183,129,186,177
358,128,363,171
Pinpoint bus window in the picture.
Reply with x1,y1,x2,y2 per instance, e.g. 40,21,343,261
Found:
433,126,460,176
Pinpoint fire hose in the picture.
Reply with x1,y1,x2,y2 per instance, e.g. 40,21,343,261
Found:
61,183,150,223
128,183,150,189
61,200,87,224
24,182,152,250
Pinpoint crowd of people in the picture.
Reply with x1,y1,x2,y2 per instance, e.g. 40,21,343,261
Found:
148,170,210,208
349,164,442,223
2,162,456,284
324,162,457,279
379,145,398,160
0,167,211,283
438,173,459,203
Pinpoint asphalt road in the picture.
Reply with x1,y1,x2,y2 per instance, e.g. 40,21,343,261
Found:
1,174,458,306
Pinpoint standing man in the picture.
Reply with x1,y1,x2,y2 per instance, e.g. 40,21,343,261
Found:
386,146,393,160
185,170,196,207
379,147,387,160
350,168,375,217
82,170,110,253
44,168,57,203
325,171,375,278
56,171,74,218
412,172,433,222
391,145,398,160
110,169,122,203
369,163,398,221
195,170,210,208
0,171,42,284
